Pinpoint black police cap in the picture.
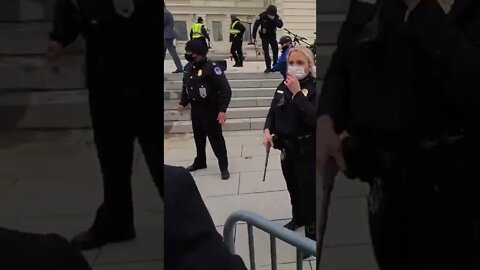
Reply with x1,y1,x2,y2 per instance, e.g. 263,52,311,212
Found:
185,39,208,56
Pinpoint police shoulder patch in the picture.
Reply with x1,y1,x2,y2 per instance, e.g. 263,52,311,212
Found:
214,67,223,75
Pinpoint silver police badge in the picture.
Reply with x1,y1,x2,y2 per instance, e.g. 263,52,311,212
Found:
199,86,207,98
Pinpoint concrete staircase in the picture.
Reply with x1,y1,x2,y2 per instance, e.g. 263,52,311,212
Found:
163,72,284,134
0,1,91,132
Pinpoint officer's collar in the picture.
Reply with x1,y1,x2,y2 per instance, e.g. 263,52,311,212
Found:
192,58,208,69
299,73,314,84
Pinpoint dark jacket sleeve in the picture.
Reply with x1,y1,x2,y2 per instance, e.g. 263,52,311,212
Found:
264,85,283,131
317,0,378,133
252,16,261,40
208,65,232,113
164,165,248,270
190,28,193,40
237,22,246,36
202,25,211,41
438,3,480,107
292,84,317,129
275,15,284,28
180,65,191,107
49,0,81,47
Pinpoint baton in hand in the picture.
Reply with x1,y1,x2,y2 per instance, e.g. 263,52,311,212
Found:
262,146,271,182
316,157,338,269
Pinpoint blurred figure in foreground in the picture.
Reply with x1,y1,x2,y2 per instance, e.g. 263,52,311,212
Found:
164,165,247,270
317,0,480,269
47,0,163,250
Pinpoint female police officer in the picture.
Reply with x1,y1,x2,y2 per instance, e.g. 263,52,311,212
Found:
178,39,232,180
263,47,317,241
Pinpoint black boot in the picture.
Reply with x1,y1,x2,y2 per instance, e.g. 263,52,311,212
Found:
284,219,299,231
71,229,135,250
187,162,207,172
264,67,272,73
71,205,136,250
221,169,230,180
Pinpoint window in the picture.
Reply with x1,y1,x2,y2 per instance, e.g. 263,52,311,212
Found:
212,21,223,42
174,21,188,41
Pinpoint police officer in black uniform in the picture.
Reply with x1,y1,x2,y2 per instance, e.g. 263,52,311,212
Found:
178,39,232,180
263,47,316,248
230,15,246,67
47,0,163,250
252,5,284,73
317,0,480,268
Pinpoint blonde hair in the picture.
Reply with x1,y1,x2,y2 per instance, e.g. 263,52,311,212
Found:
287,47,316,76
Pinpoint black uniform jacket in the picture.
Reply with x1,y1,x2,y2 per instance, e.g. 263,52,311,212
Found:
252,11,284,40
164,165,248,270
230,19,246,42
265,74,317,138
180,59,232,113
50,0,161,88
318,0,480,138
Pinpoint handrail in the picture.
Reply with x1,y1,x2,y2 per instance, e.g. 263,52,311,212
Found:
223,210,316,270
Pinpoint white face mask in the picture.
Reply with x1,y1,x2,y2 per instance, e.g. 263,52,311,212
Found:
288,65,308,80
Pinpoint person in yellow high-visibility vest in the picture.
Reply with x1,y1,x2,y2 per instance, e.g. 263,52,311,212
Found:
190,17,211,50
229,15,246,67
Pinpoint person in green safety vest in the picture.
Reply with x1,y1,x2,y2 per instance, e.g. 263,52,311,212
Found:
190,17,211,50
229,15,246,67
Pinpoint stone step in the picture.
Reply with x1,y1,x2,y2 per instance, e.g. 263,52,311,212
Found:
316,14,345,45
0,56,85,90
0,0,50,22
164,79,281,91
164,107,270,122
164,97,273,110
164,118,266,134
0,90,274,131
0,22,84,56
164,72,282,81
318,0,350,13
0,90,90,131
164,87,276,100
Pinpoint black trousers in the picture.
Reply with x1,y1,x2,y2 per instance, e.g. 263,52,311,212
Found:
281,146,316,239
366,141,480,270
191,107,228,170
87,81,163,235
261,37,279,69
230,38,243,64
280,149,305,225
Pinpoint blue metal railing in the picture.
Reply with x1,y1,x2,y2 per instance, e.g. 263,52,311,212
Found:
223,210,316,270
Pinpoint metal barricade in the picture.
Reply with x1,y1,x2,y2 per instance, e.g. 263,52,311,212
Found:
223,210,316,270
